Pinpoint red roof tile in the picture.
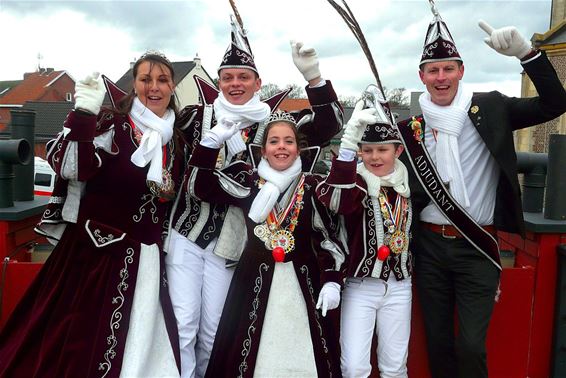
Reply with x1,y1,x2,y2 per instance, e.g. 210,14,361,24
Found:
278,98,310,112
0,70,69,105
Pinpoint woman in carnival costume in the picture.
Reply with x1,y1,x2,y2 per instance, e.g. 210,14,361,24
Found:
0,52,183,378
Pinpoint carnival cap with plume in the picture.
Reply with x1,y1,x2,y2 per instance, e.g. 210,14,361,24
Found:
420,0,462,65
360,85,401,144
218,14,258,74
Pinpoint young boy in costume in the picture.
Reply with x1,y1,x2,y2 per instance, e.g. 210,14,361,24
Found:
318,89,413,378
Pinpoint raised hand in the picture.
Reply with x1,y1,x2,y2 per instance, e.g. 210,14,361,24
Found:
479,20,532,59
74,72,106,115
340,100,377,151
290,40,321,82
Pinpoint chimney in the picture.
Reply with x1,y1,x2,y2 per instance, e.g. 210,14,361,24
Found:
194,53,201,69
45,68,54,74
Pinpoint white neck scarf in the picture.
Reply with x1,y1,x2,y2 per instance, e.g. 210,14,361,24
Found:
248,157,302,223
129,97,175,184
356,159,411,199
419,82,473,207
213,91,270,157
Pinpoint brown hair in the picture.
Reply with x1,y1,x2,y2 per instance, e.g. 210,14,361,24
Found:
419,59,463,72
218,67,260,80
261,120,306,150
115,52,187,155
117,52,179,115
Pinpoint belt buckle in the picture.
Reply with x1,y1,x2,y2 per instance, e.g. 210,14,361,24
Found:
441,225,457,239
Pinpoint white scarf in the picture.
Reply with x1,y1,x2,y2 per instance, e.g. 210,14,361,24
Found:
419,82,473,207
248,157,302,223
356,159,411,198
129,97,175,184
213,91,270,158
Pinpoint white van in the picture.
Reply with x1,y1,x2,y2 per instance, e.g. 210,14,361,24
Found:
34,157,56,196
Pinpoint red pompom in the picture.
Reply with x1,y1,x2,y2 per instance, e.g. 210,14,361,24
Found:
377,245,390,261
272,247,285,262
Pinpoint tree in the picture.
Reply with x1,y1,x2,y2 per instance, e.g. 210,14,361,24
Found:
286,84,305,99
259,83,283,99
383,86,409,107
259,83,306,99
337,88,408,108
338,95,358,107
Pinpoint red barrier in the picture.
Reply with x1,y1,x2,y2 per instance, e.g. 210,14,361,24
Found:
406,265,535,378
500,230,566,378
0,230,562,377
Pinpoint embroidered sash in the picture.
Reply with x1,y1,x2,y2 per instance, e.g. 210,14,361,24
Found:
397,117,501,270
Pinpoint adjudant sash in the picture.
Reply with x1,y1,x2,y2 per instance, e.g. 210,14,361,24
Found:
397,116,501,270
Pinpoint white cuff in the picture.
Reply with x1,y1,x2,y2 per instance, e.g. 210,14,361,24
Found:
308,79,326,88
337,148,356,162
520,51,541,65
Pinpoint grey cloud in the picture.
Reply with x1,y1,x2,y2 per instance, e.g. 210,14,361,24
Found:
4,0,208,53
3,0,554,97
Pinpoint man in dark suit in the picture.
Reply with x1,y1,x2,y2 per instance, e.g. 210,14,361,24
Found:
398,7,566,378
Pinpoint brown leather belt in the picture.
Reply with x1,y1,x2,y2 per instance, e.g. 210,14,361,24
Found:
421,222,496,239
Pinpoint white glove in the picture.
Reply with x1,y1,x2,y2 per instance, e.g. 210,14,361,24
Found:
479,20,532,59
291,40,321,82
340,100,377,151
316,282,341,317
74,72,105,115
201,118,241,149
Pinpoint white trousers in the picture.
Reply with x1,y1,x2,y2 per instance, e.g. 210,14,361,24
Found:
340,277,412,378
165,230,234,378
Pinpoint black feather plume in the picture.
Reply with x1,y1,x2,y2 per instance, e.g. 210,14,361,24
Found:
326,0,386,98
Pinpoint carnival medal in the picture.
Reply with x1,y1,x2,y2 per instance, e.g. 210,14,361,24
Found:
378,188,408,256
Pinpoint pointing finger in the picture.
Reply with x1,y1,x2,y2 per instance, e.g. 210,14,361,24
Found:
290,40,298,51
299,45,315,55
478,20,494,36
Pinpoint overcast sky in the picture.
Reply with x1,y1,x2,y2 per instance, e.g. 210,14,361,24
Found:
0,0,554,99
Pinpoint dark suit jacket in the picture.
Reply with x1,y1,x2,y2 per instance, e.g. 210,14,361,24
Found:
400,52,566,237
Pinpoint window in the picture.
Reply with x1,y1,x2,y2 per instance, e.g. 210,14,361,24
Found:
66,92,72,102
34,173,52,187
